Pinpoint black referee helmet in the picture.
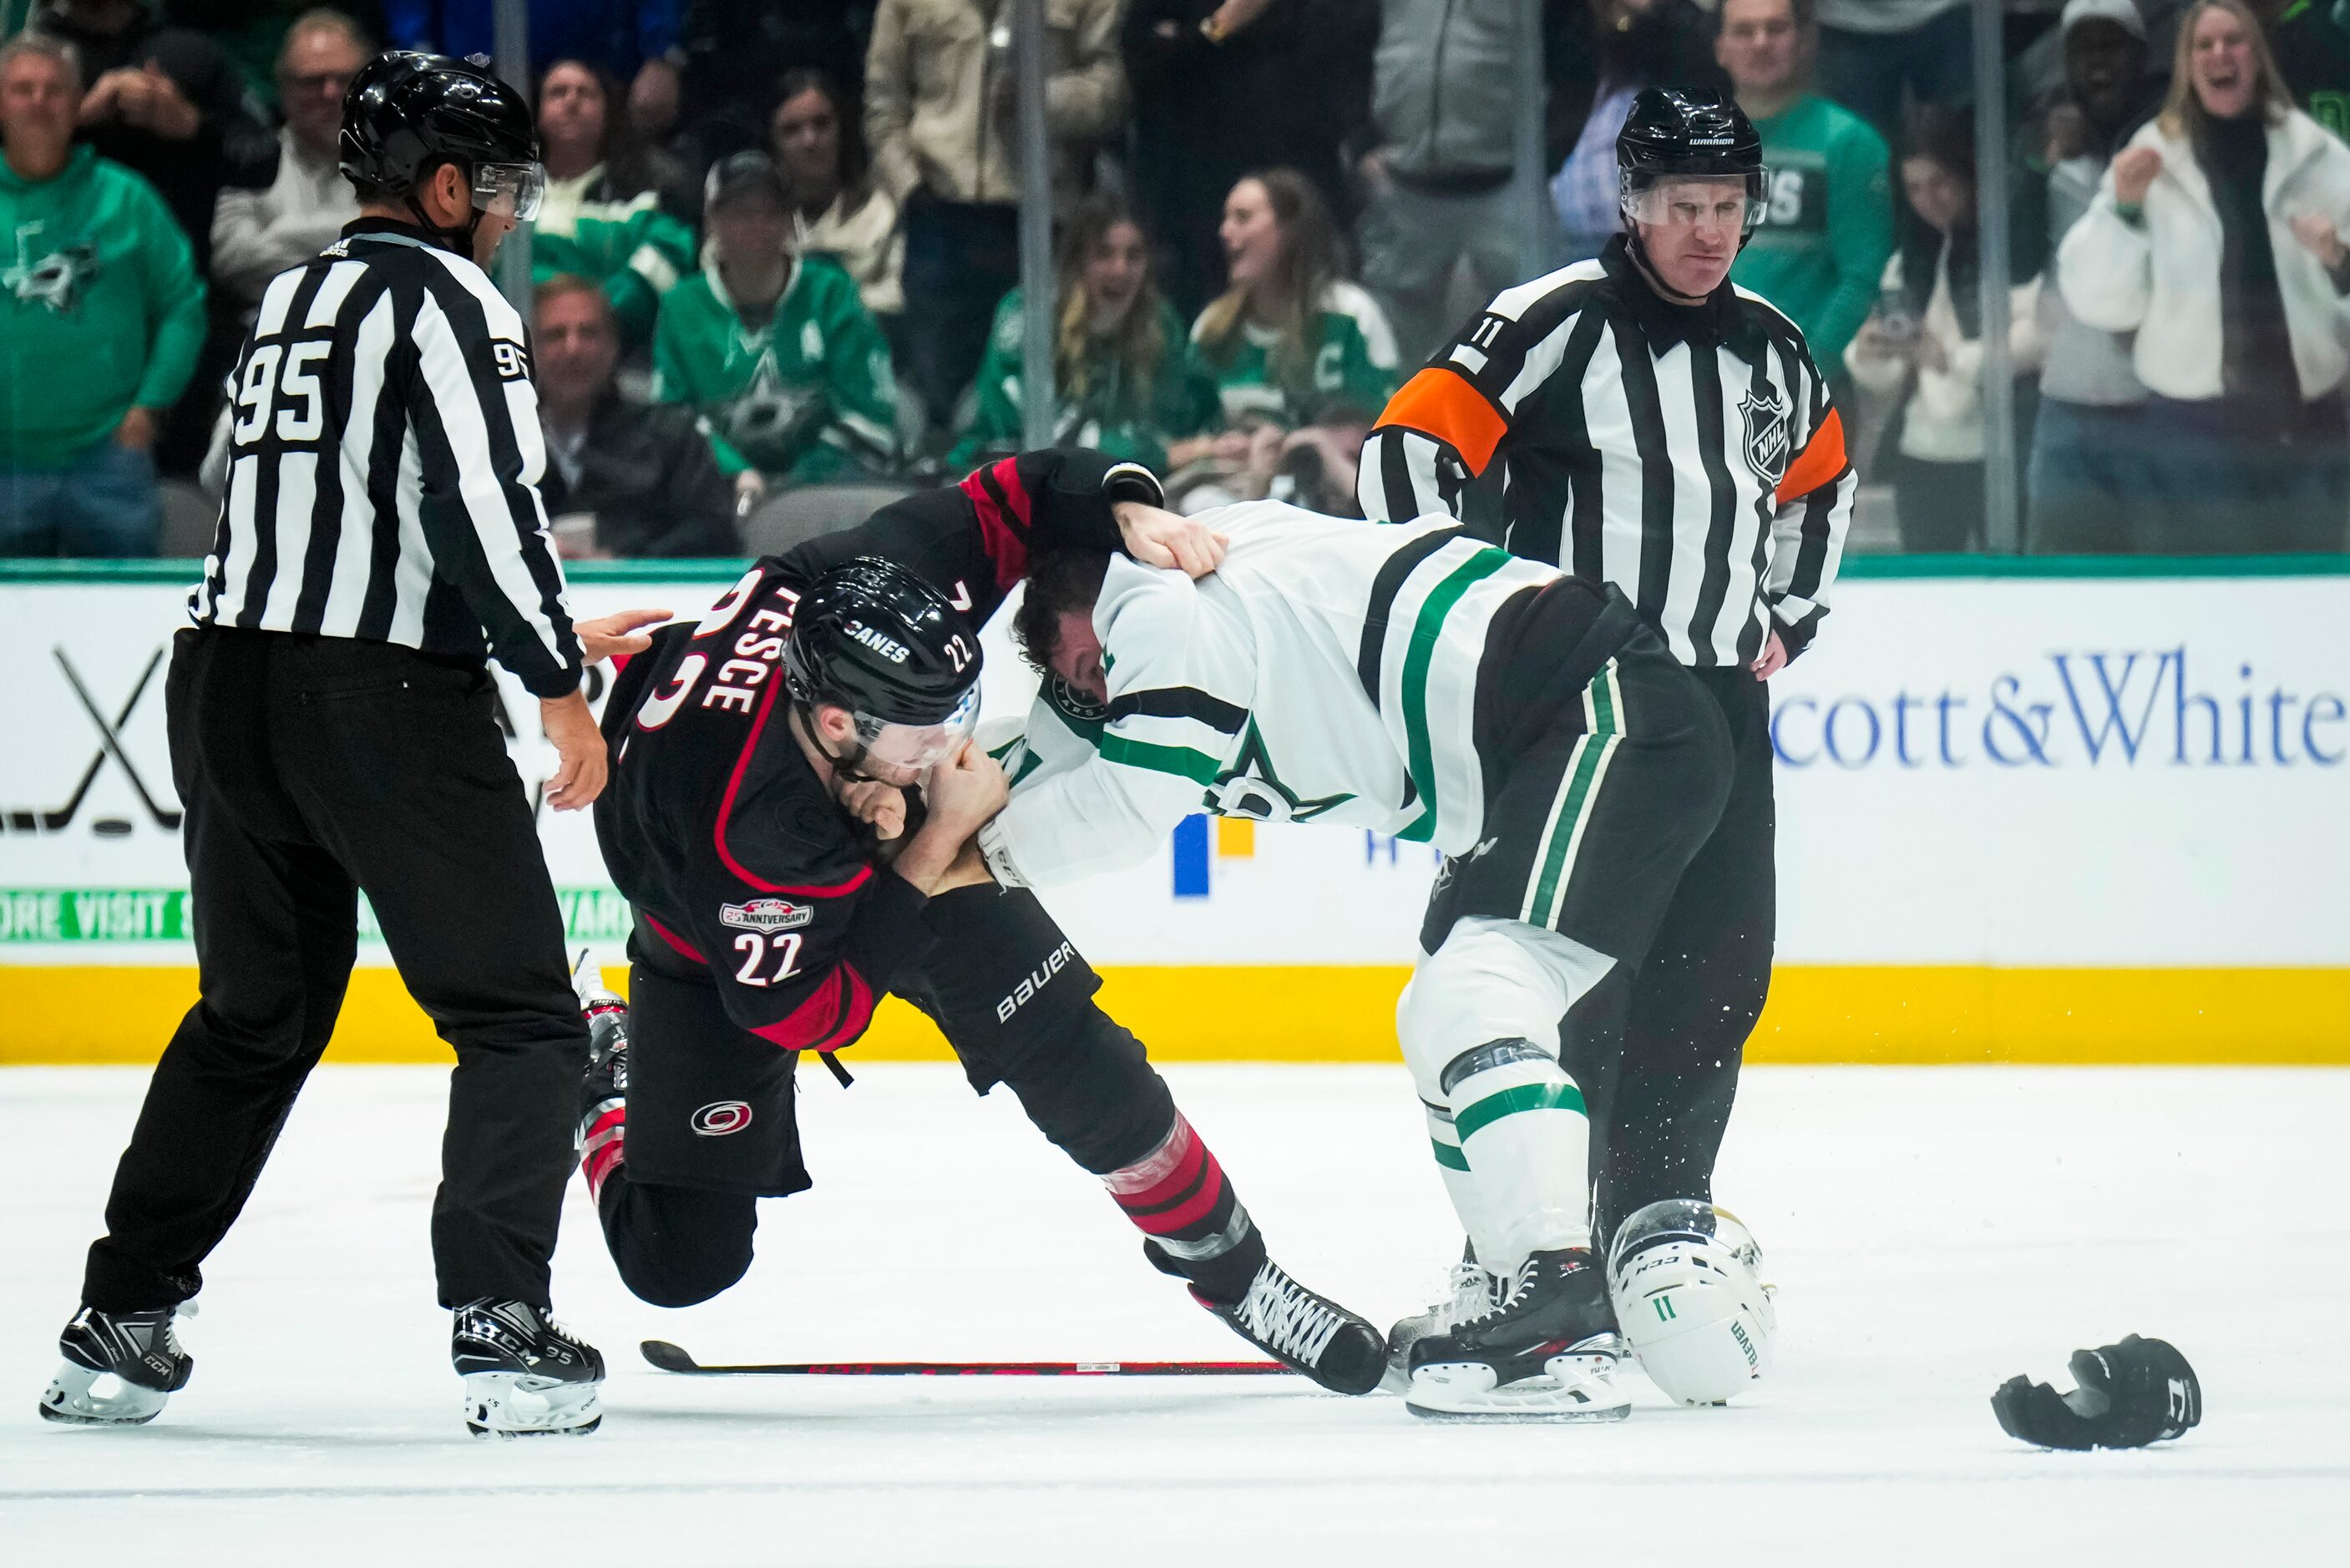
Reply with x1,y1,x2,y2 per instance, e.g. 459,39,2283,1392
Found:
1617,88,1767,238
341,51,543,250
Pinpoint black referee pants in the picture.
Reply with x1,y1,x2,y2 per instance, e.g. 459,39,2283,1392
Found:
81,629,590,1313
1585,666,1774,1247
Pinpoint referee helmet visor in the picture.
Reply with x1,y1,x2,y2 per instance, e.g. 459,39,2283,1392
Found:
1617,87,1767,237
1619,174,1767,232
471,161,546,220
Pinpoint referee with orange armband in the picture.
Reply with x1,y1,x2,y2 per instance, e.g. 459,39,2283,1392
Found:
1358,89,1855,1262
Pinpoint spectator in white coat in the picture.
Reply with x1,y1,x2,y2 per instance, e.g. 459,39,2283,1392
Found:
2059,0,2350,552
208,11,367,311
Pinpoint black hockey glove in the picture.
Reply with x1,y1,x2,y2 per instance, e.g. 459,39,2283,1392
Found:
1991,1335,2201,1450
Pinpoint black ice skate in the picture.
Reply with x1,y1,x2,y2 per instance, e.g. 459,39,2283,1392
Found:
452,1300,605,1438
1405,1248,1630,1421
576,974,629,1201
1382,1254,1505,1393
38,1302,194,1426
1195,1259,1386,1396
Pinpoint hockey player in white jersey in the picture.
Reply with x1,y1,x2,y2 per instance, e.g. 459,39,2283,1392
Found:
978,498,1771,1419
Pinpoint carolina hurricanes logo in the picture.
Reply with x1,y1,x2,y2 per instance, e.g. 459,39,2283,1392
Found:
691,1100,753,1137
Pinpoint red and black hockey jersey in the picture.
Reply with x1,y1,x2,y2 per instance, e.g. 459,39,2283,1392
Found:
593,450,1156,1054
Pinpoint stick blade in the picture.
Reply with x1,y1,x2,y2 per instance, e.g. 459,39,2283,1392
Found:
640,1338,703,1373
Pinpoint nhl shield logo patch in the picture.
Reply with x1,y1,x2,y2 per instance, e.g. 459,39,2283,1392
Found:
721,898,812,933
1740,389,1792,486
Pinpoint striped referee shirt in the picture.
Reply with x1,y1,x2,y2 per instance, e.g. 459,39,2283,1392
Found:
1358,235,1854,667
191,220,583,697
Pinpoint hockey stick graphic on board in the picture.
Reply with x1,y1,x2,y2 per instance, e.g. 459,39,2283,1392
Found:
641,1340,1290,1377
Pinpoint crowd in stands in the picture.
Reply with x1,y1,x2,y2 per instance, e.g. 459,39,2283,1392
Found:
4,0,2350,558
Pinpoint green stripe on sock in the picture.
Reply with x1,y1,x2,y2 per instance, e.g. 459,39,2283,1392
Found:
1454,1081,1588,1143
1430,1138,1470,1171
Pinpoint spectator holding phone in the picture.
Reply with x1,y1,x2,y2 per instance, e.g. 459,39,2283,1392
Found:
1846,107,2044,552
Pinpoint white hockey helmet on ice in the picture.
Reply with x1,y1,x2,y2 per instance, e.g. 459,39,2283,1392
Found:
1608,1200,1776,1406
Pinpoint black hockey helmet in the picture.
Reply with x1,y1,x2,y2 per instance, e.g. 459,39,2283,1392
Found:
341,52,544,244
1617,89,1766,235
784,558,982,776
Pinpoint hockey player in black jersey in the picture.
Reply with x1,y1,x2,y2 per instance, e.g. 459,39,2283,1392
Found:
581,450,1385,1394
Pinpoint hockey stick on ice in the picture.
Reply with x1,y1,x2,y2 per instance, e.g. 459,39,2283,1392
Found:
641,1339,1291,1377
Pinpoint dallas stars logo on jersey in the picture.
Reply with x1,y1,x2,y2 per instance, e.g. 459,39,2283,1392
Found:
5,225,99,316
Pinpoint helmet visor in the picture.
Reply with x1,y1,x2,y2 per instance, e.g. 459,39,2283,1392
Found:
1620,172,1767,232
472,161,547,221
852,684,981,778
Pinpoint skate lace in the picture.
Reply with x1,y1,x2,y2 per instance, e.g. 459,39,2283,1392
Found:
1423,1262,1500,1333
1233,1263,1347,1365
1458,1259,1540,1330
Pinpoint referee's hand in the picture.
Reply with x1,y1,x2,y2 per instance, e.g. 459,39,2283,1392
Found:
540,690,609,811
576,608,673,664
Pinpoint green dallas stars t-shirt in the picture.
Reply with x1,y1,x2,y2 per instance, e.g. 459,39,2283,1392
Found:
1191,281,1401,428
650,254,899,484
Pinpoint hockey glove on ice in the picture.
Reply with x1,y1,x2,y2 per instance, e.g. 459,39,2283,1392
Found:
1991,1334,2201,1450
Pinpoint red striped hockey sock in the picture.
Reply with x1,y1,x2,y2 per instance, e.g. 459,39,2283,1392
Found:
581,1101,625,1205
1102,1113,1265,1305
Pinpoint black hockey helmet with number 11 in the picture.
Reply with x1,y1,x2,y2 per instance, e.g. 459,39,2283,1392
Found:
1617,88,1768,240
783,557,984,779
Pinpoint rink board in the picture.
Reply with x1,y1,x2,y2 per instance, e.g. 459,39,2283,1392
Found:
5,556,2348,1065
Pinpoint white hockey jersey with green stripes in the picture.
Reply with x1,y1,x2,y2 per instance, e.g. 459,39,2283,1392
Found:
980,503,1562,889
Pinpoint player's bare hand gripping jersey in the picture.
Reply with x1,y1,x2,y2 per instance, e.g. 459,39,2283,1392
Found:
981,502,1644,888
595,452,1142,1051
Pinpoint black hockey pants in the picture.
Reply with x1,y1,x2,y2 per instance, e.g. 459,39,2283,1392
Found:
81,629,590,1313
1577,666,1775,1250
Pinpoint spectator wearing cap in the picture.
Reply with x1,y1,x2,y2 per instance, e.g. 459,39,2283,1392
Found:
1718,0,1894,373
2059,0,2350,551
532,58,695,347
0,34,205,556
651,152,899,501
30,0,279,272
534,274,740,559
771,68,904,323
2026,0,2165,552
864,0,1127,438
209,9,368,311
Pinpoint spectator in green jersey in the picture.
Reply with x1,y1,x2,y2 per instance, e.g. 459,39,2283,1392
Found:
0,35,204,556
651,151,900,500
1717,0,1894,370
1184,169,1400,513
533,58,694,348
951,194,1218,475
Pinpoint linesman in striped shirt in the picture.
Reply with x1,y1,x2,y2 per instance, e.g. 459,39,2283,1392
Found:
43,53,656,1437
1359,89,1855,1262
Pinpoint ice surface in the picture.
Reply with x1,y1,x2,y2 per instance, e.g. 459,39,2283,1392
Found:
3,1064,2343,1565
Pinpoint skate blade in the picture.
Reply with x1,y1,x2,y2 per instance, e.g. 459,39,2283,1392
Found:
1405,1357,1633,1423
462,1371,603,1439
38,1363,170,1427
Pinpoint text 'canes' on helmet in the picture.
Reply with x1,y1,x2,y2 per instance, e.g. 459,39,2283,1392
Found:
782,557,985,780
1615,87,1768,239
340,51,545,250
